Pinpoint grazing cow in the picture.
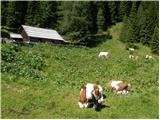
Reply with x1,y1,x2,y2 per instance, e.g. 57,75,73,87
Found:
78,83,104,109
129,55,139,60
107,80,130,95
128,48,135,51
98,52,108,59
145,54,153,59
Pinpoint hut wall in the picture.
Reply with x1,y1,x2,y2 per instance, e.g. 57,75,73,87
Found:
21,30,29,43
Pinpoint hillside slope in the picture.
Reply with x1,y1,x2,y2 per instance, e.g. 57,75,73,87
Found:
1,23,159,119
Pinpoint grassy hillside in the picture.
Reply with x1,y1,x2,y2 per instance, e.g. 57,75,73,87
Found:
1,23,159,119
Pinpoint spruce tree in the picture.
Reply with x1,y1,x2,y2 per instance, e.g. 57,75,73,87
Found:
25,1,42,27
2,1,27,31
14,1,27,28
1,1,9,26
146,2,158,46
136,2,145,42
57,1,89,42
138,2,149,45
86,1,98,34
119,1,132,21
119,15,129,43
57,1,73,34
97,8,105,33
127,2,139,43
102,2,111,29
68,2,88,33
139,2,158,46
6,1,16,29
39,1,58,29
108,1,118,24
151,26,159,54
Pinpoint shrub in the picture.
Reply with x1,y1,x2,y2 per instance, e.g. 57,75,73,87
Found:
81,32,112,47
1,43,21,62
1,44,47,80
1,30,10,38
65,31,112,47
1,26,17,38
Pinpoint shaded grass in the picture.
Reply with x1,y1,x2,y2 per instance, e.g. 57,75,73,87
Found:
1,23,159,119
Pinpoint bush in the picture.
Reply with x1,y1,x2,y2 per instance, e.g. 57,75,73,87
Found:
1,44,47,80
1,26,17,38
80,32,112,47
66,31,112,47
1,30,10,38
1,43,21,62
65,31,85,44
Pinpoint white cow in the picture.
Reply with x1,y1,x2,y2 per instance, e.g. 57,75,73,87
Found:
98,52,108,59
145,54,153,59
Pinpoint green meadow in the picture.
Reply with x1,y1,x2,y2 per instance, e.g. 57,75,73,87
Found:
1,23,159,119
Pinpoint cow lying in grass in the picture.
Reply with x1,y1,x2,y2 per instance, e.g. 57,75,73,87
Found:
78,83,104,110
145,54,153,60
129,55,139,60
107,80,130,95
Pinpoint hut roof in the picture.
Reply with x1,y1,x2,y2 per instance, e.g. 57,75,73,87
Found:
21,25,68,42
10,33,23,39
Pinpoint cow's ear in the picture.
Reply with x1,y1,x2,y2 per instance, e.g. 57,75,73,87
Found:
80,88,83,93
93,85,99,90
81,85,84,88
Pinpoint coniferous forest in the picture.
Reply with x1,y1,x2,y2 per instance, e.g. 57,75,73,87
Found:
1,1,159,54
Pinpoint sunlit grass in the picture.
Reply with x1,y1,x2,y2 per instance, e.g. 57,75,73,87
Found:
1,23,159,119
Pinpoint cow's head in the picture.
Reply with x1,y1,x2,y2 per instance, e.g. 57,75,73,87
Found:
93,85,101,100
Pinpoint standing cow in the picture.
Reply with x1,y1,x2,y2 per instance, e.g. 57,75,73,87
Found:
98,52,109,59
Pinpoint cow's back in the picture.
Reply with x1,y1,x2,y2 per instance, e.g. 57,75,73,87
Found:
117,83,128,91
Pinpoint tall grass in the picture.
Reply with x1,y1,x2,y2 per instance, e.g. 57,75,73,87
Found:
1,23,159,119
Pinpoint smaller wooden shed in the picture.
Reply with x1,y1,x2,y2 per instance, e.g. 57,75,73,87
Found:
10,33,23,43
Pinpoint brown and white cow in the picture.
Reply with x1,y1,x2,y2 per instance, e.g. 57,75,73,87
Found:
107,80,130,95
129,55,139,60
78,83,103,109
